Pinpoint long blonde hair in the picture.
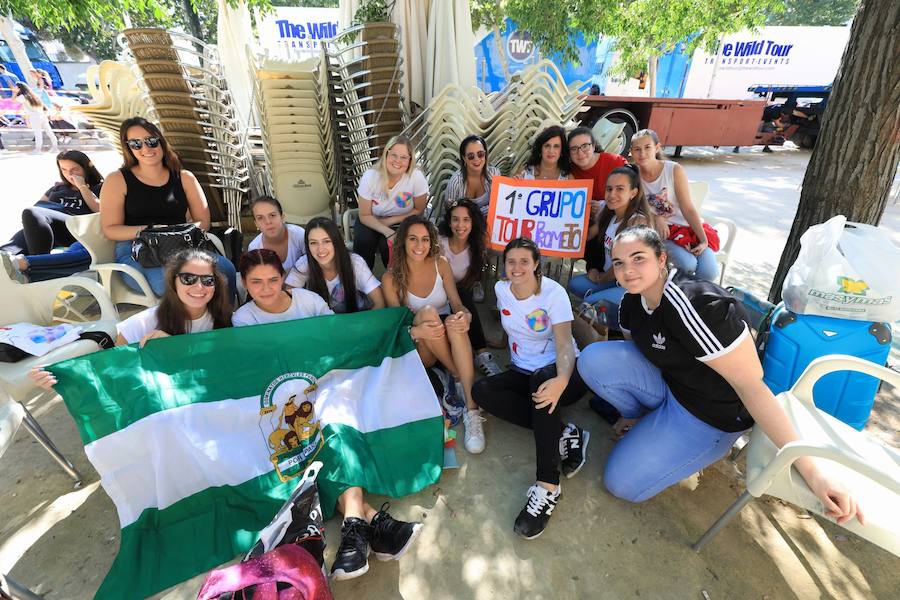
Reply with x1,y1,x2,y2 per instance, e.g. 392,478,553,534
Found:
375,135,417,195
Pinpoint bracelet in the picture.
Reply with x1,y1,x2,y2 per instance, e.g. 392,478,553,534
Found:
407,325,416,342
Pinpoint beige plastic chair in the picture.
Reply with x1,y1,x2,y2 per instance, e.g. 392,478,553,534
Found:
693,355,900,557
342,208,359,250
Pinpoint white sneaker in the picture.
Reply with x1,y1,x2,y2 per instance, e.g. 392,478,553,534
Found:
463,409,486,454
472,281,485,303
474,352,502,377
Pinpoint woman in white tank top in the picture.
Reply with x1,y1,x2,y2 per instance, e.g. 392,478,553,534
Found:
382,216,486,454
631,129,719,282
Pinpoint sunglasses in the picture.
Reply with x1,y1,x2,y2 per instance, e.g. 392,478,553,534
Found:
465,150,486,161
177,272,217,287
126,136,161,150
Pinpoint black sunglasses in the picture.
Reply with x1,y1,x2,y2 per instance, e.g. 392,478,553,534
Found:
465,150,486,161
177,272,216,287
126,136,161,150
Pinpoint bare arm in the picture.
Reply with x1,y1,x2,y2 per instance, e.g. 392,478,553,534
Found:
100,170,145,241
357,196,395,237
440,257,472,335
75,181,101,213
367,286,386,309
672,164,707,246
706,335,863,525
181,170,211,230
532,321,576,413
381,272,402,307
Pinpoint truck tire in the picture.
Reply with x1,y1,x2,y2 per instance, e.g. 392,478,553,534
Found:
800,133,816,149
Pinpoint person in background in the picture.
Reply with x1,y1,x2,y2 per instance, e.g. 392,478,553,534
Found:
0,65,22,99
355,135,428,269
14,82,57,154
516,125,571,180
247,195,305,272
443,134,500,217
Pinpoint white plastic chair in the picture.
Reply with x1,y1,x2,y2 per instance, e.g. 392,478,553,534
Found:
693,355,900,557
710,218,737,286
688,180,709,212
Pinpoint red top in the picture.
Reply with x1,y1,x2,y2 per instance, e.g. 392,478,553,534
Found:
570,153,628,201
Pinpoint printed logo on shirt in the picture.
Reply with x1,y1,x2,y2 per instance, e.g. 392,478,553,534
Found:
501,309,511,316
330,281,345,303
651,332,667,350
646,187,674,218
394,191,414,209
525,308,550,332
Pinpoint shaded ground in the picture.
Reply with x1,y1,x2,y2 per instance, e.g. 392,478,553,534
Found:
1,145,898,599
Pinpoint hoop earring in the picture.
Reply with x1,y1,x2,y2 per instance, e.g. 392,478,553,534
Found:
615,279,622,288
659,266,668,280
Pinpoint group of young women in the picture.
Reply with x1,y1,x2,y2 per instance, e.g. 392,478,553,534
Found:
21,118,861,578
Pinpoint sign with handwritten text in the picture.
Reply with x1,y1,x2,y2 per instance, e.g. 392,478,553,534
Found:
486,176,593,258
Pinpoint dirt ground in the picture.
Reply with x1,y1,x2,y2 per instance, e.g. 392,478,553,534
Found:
1,146,898,599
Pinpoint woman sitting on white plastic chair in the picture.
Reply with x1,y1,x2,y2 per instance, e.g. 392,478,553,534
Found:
576,226,863,526
30,248,233,389
247,195,305,272
98,117,238,299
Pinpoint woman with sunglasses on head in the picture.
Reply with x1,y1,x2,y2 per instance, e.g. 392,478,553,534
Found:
98,117,238,298
381,215,485,455
232,249,333,327
516,125,572,181
472,237,589,540
576,227,862,527
355,135,429,269
437,199,501,376
29,248,232,388
285,217,384,313
443,135,500,217
248,195,305,271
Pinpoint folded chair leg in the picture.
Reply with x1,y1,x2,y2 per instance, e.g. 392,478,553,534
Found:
20,406,82,488
692,490,753,552
1,573,45,600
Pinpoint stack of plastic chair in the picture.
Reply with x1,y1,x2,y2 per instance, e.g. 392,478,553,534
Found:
68,60,152,151
252,54,333,225
323,22,409,213
119,28,251,230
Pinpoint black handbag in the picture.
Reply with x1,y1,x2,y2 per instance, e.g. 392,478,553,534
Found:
132,223,217,268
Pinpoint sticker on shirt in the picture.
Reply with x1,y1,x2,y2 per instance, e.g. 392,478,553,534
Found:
647,188,674,219
394,192,414,209
525,308,550,332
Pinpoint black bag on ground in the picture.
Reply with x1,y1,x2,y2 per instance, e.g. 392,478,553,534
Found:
131,223,218,268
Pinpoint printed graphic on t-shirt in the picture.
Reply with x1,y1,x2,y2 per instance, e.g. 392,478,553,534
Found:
525,308,550,332
331,281,345,303
647,187,674,218
394,191,413,209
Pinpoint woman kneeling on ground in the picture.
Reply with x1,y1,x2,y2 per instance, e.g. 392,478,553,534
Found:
30,249,232,388
577,226,863,525
472,237,589,540
285,216,384,313
233,247,421,582
381,215,484,454
248,195,305,272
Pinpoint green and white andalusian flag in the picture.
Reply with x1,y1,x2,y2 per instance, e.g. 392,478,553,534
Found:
51,307,443,600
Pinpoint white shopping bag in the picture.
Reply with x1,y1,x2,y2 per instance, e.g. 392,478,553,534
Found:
782,215,900,322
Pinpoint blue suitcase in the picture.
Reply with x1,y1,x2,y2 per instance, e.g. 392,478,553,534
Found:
761,305,892,430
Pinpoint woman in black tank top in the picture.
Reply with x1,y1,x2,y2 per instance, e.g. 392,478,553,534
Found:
99,117,236,298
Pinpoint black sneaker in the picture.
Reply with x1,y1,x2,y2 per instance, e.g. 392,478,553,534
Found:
330,517,372,580
513,484,560,539
559,423,590,478
370,502,423,561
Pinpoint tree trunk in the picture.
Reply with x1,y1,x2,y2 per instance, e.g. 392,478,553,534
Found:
181,0,203,40
768,0,900,303
0,14,37,87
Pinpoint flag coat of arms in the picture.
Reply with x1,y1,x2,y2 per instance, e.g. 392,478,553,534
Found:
51,307,443,599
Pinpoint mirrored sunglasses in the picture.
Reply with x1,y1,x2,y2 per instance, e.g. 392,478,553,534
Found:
177,272,217,287
465,150,486,161
126,136,161,150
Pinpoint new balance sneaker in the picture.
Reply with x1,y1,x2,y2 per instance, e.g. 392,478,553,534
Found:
370,503,423,561
514,484,560,539
462,409,486,454
474,352,502,377
559,423,590,478
472,281,485,303
330,517,372,580
431,366,464,426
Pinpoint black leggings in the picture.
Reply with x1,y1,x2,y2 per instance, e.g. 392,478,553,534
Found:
354,219,391,269
1,205,75,255
458,285,486,351
473,364,587,485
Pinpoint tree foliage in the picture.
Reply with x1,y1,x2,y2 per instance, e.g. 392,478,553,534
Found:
767,0,858,26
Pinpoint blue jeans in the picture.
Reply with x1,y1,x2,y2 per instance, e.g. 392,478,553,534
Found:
577,340,744,502
665,240,718,282
114,240,237,300
23,242,90,282
567,276,626,330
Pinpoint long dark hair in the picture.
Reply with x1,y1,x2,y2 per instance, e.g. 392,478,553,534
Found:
593,166,653,270
303,217,363,313
612,225,668,263
119,117,182,177
157,249,232,335
56,150,104,189
388,214,440,302
458,134,490,181
438,198,486,289
525,125,570,173
15,82,42,108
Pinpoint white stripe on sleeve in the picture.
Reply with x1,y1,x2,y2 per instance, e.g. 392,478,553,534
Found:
663,284,724,356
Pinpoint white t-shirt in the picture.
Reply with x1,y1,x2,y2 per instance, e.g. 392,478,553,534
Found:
248,223,306,271
116,306,214,344
641,161,688,226
232,289,333,327
284,253,380,313
495,278,579,372
439,236,472,283
602,217,619,272
357,168,429,217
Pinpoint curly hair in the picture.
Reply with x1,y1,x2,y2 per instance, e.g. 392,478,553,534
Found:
525,124,570,174
437,198,486,289
388,215,440,303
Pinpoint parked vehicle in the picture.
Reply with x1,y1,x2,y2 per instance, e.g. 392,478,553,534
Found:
748,84,831,149
0,22,64,88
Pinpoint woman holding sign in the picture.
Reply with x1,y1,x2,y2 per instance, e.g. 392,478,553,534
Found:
355,135,429,269
382,215,485,456
517,125,572,181
472,237,589,540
